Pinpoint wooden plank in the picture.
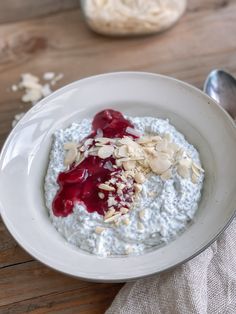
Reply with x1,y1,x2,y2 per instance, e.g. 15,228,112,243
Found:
0,260,122,307
0,0,79,24
0,283,121,314
0,219,32,268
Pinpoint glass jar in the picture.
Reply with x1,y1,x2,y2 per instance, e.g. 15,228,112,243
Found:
80,0,187,37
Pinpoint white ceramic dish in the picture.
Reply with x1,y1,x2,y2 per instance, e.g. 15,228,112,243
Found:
0,72,236,282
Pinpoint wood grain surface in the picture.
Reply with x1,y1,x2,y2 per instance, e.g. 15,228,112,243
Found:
0,1,236,313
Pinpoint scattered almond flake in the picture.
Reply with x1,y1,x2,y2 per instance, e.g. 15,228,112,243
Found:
116,182,126,190
64,142,78,150
125,246,133,255
192,165,200,177
168,142,179,152
161,169,172,181
12,112,25,128
42,84,52,97
134,183,142,194
179,158,192,168
175,148,184,160
95,226,105,234
177,164,190,178
43,72,55,81
80,145,86,152
126,126,141,137
120,207,129,214
22,89,42,104
104,213,121,223
98,145,114,159
11,72,64,127
118,145,128,157
104,208,116,219
11,84,18,92
192,162,205,173
114,219,121,227
149,157,171,175
123,160,136,171
148,191,157,197
98,183,115,191
98,192,105,199
123,217,130,225
20,73,39,84
95,137,112,144
155,139,168,151
137,222,144,230
108,196,117,207
51,73,64,85
191,172,198,184
84,138,93,146
134,172,146,184
64,146,78,166
143,147,156,155
139,210,146,219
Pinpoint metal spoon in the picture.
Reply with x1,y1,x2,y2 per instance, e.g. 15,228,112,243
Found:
204,69,236,119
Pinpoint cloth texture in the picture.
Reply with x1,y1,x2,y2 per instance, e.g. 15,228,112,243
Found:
106,218,236,314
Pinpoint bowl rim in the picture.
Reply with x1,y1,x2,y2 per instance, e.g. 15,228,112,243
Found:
1,71,236,282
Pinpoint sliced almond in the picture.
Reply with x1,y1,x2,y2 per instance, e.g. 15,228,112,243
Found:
191,172,198,184
155,139,168,152
177,164,190,178
95,137,112,144
108,197,117,207
149,157,171,175
123,160,136,171
63,142,78,150
179,158,192,168
98,192,105,199
120,207,129,214
123,217,130,225
134,172,146,184
98,145,114,159
116,183,126,190
161,169,172,180
64,147,77,166
84,138,93,147
98,183,115,191
118,145,128,157
134,183,142,194
192,162,204,173
104,213,121,223
104,208,116,219
139,210,145,219
95,226,105,234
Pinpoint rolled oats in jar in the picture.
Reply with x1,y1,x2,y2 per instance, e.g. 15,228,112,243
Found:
81,0,187,36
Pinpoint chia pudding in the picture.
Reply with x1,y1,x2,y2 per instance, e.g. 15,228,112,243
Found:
44,109,204,256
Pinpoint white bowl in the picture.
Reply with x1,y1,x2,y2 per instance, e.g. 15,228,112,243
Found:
1,72,236,282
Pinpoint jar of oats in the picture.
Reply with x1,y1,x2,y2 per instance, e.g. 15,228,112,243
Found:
81,0,187,36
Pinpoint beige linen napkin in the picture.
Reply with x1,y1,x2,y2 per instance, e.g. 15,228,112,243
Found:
106,218,236,314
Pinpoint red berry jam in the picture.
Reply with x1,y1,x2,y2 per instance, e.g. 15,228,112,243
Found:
52,109,137,217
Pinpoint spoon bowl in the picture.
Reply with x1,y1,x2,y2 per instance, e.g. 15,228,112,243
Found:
204,69,236,119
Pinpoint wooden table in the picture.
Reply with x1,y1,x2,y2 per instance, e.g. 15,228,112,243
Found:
0,1,236,313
